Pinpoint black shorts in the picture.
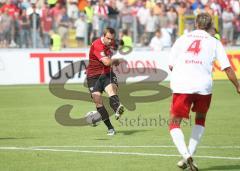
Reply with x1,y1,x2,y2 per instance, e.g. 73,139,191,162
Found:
87,72,118,93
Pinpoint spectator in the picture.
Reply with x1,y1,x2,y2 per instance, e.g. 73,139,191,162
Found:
0,8,13,47
167,6,177,42
233,14,240,45
161,27,172,48
217,0,228,11
0,0,19,18
153,0,163,16
145,0,155,9
116,0,124,12
222,7,234,45
136,0,148,45
95,0,108,37
84,0,94,45
49,29,61,51
231,0,240,16
78,0,88,12
0,11,4,48
0,0,239,49
47,0,58,8
12,11,20,48
209,26,221,40
29,4,42,48
19,8,30,48
176,2,187,16
50,2,62,30
210,0,222,16
191,0,204,12
20,0,31,11
58,7,69,48
26,2,41,16
92,3,99,41
200,0,208,6
169,0,179,9
67,0,79,20
74,13,86,47
41,5,53,48
149,29,163,51
146,9,157,45
42,2,50,18
119,29,133,52
107,0,119,32
204,3,214,16
157,6,169,29
121,1,134,31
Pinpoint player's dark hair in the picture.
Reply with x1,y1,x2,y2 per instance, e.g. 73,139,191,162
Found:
155,29,161,34
195,12,213,31
122,29,128,35
103,27,116,36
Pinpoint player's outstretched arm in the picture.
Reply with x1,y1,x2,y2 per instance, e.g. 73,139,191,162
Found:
101,58,124,66
224,67,240,94
111,58,124,66
101,57,113,66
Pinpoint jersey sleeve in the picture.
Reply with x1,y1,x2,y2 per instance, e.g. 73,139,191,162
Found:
169,38,180,67
93,44,108,61
215,41,231,70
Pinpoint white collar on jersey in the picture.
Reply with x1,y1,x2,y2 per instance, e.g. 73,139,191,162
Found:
195,29,209,34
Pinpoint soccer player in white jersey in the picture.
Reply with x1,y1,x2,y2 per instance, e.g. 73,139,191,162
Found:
168,13,240,171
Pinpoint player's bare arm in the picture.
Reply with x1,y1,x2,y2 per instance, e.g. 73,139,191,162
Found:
112,58,124,66
224,67,240,94
101,57,124,66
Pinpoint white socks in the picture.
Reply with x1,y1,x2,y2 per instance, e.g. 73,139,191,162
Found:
188,125,205,156
170,128,191,160
170,125,205,160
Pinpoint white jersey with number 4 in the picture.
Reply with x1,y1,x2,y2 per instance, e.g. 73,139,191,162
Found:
169,30,230,95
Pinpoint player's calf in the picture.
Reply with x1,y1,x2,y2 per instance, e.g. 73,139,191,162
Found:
109,95,124,120
97,106,109,121
97,106,114,131
195,113,206,126
109,95,120,111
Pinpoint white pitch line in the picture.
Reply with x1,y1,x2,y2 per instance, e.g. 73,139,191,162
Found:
28,145,240,149
0,147,240,160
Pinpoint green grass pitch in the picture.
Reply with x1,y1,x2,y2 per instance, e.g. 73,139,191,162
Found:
0,81,239,171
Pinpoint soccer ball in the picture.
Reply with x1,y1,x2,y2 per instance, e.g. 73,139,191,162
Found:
85,111,102,126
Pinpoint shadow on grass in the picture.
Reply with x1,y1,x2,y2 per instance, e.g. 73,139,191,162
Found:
116,129,151,135
201,165,240,171
94,138,111,141
93,129,150,140
0,137,35,140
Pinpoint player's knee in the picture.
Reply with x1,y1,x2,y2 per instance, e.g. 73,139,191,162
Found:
94,101,103,108
195,113,206,126
105,84,118,97
169,117,181,131
92,93,103,106
195,119,205,127
95,103,103,108
109,95,120,112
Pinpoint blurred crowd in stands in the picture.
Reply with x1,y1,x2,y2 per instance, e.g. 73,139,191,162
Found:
0,0,239,49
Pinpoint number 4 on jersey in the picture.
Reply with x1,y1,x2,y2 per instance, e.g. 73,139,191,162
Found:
187,40,201,55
